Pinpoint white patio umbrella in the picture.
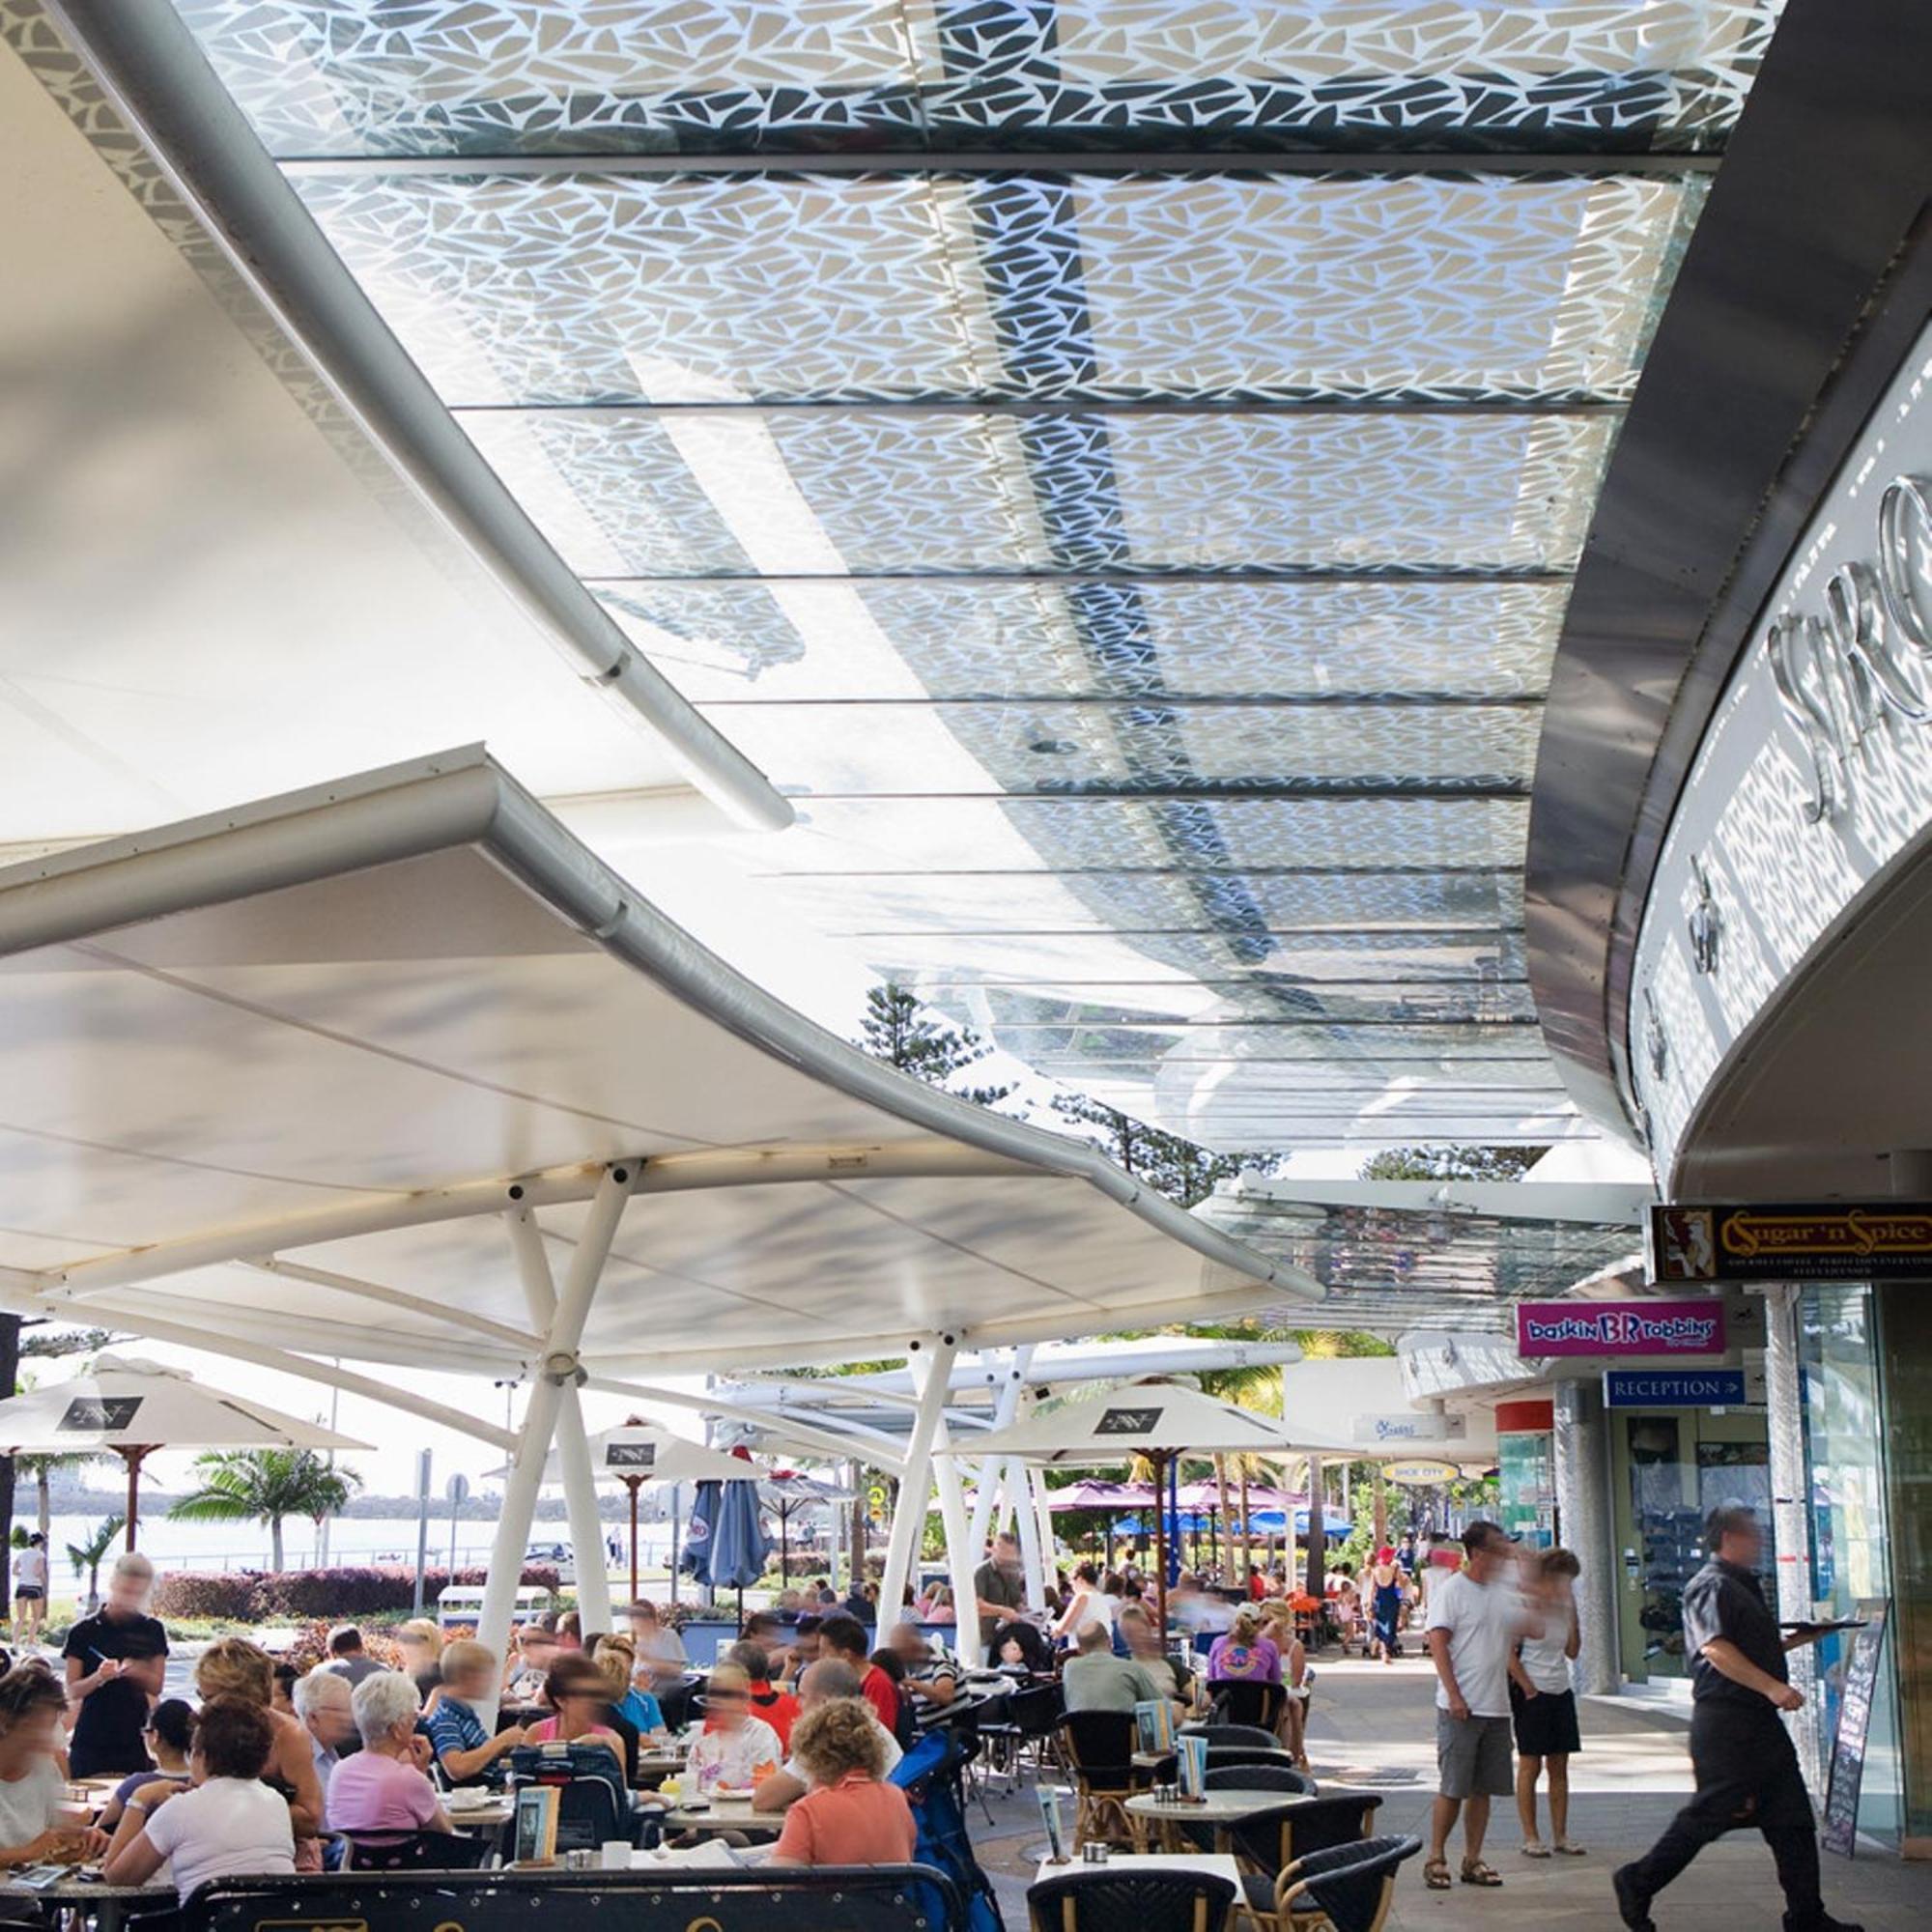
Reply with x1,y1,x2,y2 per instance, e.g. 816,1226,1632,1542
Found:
761,1468,857,1587
951,1379,1303,1637
488,1423,771,1601
0,1355,369,1549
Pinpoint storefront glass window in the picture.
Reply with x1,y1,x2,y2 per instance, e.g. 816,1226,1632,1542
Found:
1799,1284,1901,1846
1875,1285,1932,1845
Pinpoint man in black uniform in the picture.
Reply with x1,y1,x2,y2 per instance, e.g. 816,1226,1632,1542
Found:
1614,1506,1860,1932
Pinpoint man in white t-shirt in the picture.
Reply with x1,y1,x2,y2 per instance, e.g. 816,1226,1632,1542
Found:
1423,1521,1532,1891
751,1660,901,1812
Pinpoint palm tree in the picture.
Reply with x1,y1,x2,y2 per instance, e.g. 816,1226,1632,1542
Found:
65,1515,126,1614
168,1449,359,1571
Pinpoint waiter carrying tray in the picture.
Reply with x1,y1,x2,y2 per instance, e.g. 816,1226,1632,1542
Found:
1614,1507,1861,1932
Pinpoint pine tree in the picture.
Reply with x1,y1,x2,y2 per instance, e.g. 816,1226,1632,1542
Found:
856,982,1014,1107
1358,1145,1547,1183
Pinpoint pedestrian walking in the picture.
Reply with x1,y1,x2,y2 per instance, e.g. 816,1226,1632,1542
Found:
1367,1546,1406,1662
1510,1546,1584,1858
1613,1507,1861,1932
1422,1522,1529,1890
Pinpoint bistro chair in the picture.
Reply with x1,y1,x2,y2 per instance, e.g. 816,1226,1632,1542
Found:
1206,1763,1317,1797
1029,1865,1236,1932
1056,1709,1150,1848
1180,1722,1279,1751
1227,1789,1383,1904
1205,1746,1296,1776
344,1830,493,1872
1210,1682,1286,1732
1246,1830,1417,1932
980,1680,1064,1790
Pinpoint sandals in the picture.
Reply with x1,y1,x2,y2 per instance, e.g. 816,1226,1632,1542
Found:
1461,1859,1504,1887
1424,1859,1452,1890
1553,1841,1588,1857
1520,1841,1551,1859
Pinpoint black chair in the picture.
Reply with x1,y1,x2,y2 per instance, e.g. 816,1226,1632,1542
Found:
344,1829,493,1871
981,1680,1064,1788
1204,1746,1294,1775
1209,1680,1285,1731
1028,1865,1236,1932
1276,1833,1422,1932
1179,1721,1278,1750
1056,1710,1150,1848
1246,1821,1408,1932
1205,1763,1317,1796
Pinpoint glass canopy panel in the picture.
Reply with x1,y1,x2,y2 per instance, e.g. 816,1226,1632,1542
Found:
594,580,1571,703
175,1,1785,157
457,407,1612,576
704,700,1541,792
288,169,1697,405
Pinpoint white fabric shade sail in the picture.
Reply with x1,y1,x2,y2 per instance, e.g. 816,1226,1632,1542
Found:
0,747,1307,1662
0,1356,368,1456
952,1379,1304,1465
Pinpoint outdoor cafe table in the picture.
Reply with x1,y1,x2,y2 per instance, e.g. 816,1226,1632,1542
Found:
1034,1851,1241,1890
444,1794,517,1835
654,1796,784,1839
1,1874,175,1932
1123,1788,1311,1856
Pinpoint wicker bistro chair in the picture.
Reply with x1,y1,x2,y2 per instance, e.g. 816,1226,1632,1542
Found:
1205,1747,1298,1776
1056,1710,1152,1849
1257,1834,1421,1932
344,1831,493,1872
1180,1723,1281,1751
1029,1865,1237,1932
1209,1682,1286,1733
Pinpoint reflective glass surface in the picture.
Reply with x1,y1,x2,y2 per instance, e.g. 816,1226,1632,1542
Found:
166,0,1792,1147
177,2,1784,157
293,170,1698,405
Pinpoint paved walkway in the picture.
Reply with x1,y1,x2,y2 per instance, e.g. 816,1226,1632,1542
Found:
972,1654,1932,1928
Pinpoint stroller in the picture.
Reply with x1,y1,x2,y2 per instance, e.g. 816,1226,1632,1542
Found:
891,1726,1001,1932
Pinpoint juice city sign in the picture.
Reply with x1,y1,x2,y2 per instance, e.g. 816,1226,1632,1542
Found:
1515,1298,1726,1358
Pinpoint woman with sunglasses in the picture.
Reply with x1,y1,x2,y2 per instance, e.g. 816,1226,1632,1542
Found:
99,1700,194,1832
524,1654,627,1774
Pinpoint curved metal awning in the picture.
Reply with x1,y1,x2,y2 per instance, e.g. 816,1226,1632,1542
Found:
39,0,1791,1152
0,748,1308,1390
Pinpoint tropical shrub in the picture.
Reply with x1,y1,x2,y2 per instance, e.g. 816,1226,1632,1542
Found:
151,1563,561,1621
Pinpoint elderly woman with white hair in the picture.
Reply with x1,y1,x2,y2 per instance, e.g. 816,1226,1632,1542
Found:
322,1671,452,1839
63,1552,168,1777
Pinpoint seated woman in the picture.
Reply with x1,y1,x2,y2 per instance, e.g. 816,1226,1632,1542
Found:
592,1635,667,1740
426,1640,526,1788
104,1695,296,1901
769,1699,917,1868
525,1653,628,1775
326,1671,454,1841
0,1665,107,1869
686,1664,785,1792
193,1638,324,1840
394,1620,445,1705
99,1699,195,1832
1207,1607,1283,1688
916,1582,955,1626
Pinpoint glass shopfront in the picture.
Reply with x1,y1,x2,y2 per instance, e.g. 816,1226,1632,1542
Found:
1797,1284,1902,1848
1873,1285,1932,1852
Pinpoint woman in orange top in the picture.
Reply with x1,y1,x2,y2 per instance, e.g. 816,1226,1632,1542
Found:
769,1699,916,1868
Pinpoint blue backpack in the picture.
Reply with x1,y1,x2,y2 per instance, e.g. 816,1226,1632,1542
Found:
890,1728,1000,1932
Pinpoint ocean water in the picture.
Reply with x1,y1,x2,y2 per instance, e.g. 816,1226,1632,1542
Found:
21,1512,681,1577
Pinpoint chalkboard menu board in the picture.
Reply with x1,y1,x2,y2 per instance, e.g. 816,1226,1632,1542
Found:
1822,1601,1889,1858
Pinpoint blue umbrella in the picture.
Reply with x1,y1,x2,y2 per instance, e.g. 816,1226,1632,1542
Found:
679,1479,721,1586
707,1475,773,1623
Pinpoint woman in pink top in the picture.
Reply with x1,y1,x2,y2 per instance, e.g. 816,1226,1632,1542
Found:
771,1701,916,1868
523,1655,626,1772
326,1672,452,1837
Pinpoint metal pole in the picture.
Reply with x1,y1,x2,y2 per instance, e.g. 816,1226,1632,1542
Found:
118,1447,150,1551
930,1408,978,1654
1012,1457,1047,1614
877,1336,958,1626
969,1350,1031,1556
625,1476,641,1604
668,1483,681,1607
1151,1449,1170,1643
1762,1283,1822,1779
411,1448,432,1616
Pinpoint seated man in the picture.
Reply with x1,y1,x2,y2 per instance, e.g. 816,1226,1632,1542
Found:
1061,1620,1162,1714
752,1661,901,1812
884,1620,958,1712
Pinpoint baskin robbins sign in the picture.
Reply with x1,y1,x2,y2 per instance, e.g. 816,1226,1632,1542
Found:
1516,1298,1726,1358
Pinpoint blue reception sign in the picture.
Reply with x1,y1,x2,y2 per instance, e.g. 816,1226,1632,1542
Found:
1605,1369,1749,1408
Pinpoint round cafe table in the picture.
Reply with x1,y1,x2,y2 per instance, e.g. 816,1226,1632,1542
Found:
1123,1787,1311,1856
654,1796,784,1840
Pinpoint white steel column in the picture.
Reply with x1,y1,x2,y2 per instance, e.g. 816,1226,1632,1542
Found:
476,1163,635,1715
876,1335,957,1624
1030,1463,1058,1599
930,1409,978,1657
1011,1457,1047,1613
968,1349,1031,1556
506,1208,614,1636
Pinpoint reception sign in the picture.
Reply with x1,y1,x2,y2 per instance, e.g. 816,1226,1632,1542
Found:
1649,1202,1932,1283
1605,1370,1750,1407
1516,1298,1725,1357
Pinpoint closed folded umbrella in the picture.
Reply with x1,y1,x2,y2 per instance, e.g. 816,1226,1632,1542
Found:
707,1469,773,1626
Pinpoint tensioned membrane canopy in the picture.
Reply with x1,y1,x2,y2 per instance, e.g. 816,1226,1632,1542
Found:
155,0,1789,1149
0,750,1308,1378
